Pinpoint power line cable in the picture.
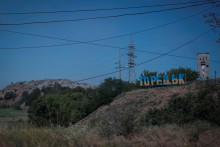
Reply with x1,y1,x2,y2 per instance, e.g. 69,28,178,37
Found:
1,37,219,63
1,28,219,63
0,1,218,26
49,49,117,76
51,46,220,78
74,29,212,82
0,42,79,50
0,7,218,77
2,9,217,80
62,55,121,78
1,30,219,63
0,6,216,50
50,52,127,77
0,0,213,15
135,29,212,67
0,6,215,49
134,49,220,63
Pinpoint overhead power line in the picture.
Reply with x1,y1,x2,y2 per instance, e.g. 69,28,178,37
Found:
74,29,212,82
0,1,218,26
0,42,78,50
0,0,213,15
0,25,219,63
58,46,220,79
134,49,220,63
0,6,216,50
1,33,219,63
135,30,212,66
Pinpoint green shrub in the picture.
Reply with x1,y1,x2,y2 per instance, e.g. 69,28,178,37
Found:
13,102,21,110
28,94,80,127
4,91,17,100
28,78,140,127
0,104,10,109
166,67,199,81
188,120,212,142
19,89,41,107
143,82,220,126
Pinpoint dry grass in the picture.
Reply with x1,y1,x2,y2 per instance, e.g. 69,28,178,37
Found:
1,124,220,147
0,126,68,147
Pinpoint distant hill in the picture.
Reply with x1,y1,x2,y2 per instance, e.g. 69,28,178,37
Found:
0,79,96,106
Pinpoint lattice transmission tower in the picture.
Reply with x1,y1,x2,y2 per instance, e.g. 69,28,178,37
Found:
127,35,136,83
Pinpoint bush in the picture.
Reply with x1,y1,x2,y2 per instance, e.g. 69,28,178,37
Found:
29,94,70,126
28,78,140,127
143,82,220,126
166,67,199,81
4,91,17,100
28,92,92,127
96,78,138,106
19,89,41,106
13,102,21,110
0,104,10,109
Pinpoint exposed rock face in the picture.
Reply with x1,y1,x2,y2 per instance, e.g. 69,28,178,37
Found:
0,79,96,106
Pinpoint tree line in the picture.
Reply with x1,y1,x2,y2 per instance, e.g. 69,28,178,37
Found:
6,67,199,126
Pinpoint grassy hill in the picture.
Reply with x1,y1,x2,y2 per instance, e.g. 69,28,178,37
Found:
78,82,198,127
74,81,220,146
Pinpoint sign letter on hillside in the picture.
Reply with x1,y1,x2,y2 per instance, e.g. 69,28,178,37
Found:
139,74,186,87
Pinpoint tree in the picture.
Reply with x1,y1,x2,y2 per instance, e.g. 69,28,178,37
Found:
4,91,17,100
204,2,220,43
140,70,158,77
19,89,41,106
140,67,199,82
97,78,124,105
166,67,199,81
27,78,140,127
28,93,86,127
20,91,29,104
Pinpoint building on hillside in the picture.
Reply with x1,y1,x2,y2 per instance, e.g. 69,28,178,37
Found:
197,53,210,80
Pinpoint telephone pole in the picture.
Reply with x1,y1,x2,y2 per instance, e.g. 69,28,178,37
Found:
127,35,136,83
115,48,122,80
119,48,121,80
215,70,216,83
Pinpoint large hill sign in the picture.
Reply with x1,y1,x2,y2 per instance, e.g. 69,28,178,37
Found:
139,74,186,86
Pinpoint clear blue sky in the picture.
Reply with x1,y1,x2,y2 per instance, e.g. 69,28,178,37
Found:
0,0,219,89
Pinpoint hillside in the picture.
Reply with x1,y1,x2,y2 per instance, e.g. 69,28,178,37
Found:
78,82,198,126
73,82,220,146
0,79,96,106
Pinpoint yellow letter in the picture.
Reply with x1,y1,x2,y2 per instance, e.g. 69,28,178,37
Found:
163,80,171,85
144,81,150,86
179,79,185,84
172,79,178,84
157,80,162,85
140,81,143,86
